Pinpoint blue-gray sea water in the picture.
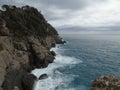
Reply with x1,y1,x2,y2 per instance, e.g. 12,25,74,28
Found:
32,34,120,90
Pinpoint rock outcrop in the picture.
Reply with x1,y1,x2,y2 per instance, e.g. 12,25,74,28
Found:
22,74,37,90
91,75,120,90
50,51,56,56
39,74,48,80
0,5,63,90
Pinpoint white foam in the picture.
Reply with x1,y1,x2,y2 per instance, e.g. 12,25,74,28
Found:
31,45,82,90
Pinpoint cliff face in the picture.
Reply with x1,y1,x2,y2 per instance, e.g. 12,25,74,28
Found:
0,5,63,90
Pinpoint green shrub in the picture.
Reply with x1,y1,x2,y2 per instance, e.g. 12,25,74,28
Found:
0,5,58,38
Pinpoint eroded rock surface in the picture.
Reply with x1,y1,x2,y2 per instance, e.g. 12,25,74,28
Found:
0,5,63,90
91,75,120,90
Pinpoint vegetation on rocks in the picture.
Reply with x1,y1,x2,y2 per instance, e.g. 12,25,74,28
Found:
0,5,63,90
91,75,120,90
0,5,58,38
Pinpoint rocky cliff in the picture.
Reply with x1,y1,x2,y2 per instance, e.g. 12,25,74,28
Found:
0,5,63,90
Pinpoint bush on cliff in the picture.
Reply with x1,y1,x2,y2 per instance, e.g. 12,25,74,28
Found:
0,5,58,38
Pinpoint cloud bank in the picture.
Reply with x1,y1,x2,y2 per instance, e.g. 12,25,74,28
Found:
0,0,120,33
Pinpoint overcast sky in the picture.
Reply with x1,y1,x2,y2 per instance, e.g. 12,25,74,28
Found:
0,0,120,33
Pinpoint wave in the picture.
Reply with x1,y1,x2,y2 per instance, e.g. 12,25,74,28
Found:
31,45,82,90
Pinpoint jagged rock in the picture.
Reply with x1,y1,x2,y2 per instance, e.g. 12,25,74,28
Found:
29,42,55,68
22,74,37,90
39,74,48,80
40,54,55,68
91,75,120,90
50,51,56,56
0,5,62,90
45,54,55,63
13,42,27,51
29,43,46,68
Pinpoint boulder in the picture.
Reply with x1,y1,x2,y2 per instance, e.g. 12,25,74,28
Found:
22,74,37,90
91,75,120,90
50,51,56,56
39,74,48,80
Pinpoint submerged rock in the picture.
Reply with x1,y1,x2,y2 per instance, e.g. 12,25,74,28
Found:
91,75,120,90
39,74,48,80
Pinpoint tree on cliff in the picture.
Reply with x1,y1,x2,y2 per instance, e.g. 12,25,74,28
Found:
0,5,58,37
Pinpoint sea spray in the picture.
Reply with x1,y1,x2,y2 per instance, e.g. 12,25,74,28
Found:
31,45,82,90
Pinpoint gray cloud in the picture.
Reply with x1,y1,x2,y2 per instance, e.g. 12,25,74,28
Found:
0,0,106,14
0,0,94,9
0,0,120,33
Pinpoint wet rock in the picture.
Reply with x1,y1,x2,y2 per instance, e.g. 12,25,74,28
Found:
50,51,56,56
91,75,120,90
22,74,37,90
39,74,48,80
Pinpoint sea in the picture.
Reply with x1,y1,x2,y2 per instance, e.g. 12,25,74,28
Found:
32,34,120,90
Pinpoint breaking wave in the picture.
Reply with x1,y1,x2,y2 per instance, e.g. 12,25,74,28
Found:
31,45,82,90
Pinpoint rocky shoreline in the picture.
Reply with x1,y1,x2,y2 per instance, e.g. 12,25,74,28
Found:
0,4,120,90
91,75,120,90
0,5,65,90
